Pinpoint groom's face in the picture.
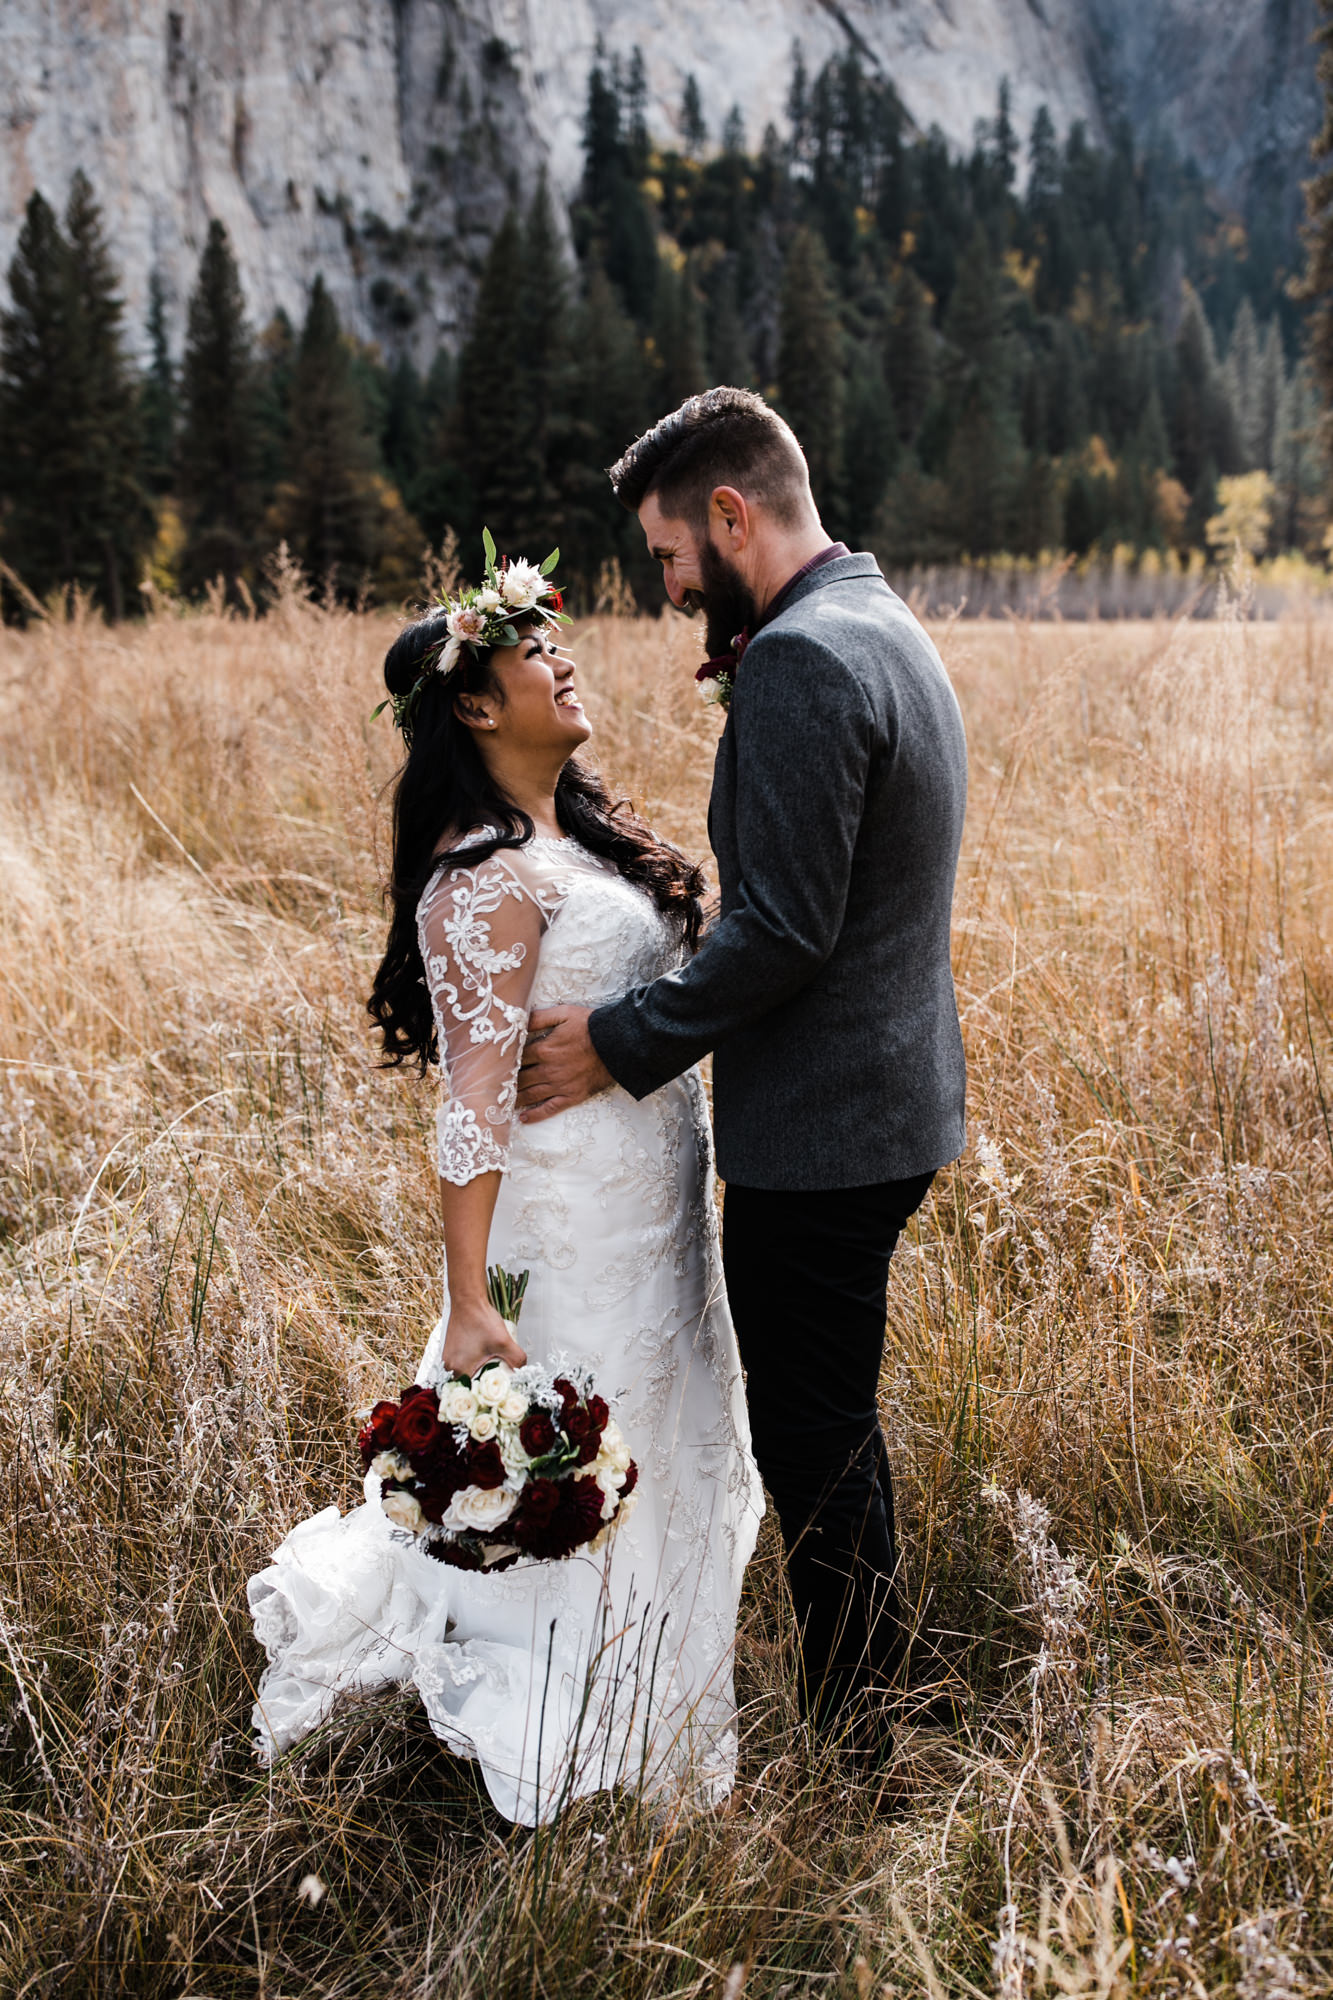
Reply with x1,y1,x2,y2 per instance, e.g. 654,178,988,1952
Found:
639,493,758,659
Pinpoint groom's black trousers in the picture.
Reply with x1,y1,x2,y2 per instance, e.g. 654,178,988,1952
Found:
722,1172,935,1737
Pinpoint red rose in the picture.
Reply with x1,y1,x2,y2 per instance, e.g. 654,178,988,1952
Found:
357,1400,399,1465
620,1460,638,1497
393,1386,442,1459
519,1409,557,1457
468,1438,506,1489
586,1394,609,1434
547,588,563,611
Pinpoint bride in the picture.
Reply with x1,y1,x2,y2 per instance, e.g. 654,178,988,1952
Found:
246,548,763,1825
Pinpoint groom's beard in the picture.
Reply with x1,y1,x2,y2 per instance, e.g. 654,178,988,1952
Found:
690,538,759,660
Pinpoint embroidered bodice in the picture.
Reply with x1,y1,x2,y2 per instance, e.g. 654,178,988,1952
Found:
417,832,680,1187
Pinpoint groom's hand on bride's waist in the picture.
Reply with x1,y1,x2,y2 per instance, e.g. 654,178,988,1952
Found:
517,1006,613,1123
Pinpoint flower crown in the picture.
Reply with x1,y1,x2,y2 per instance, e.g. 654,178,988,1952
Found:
376,529,569,741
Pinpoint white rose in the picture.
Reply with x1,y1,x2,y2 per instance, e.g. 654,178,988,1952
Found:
469,1408,498,1441
499,1432,530,1477
474,1362,513,1406
475,585,503,612
382,1487,425,1534
370,1449,412,1483
442,1385,478,1426
443,1483,518,1533
500,558,545,609
499,1389,529,1423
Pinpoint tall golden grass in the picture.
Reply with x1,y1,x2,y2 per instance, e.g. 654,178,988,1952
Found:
1,566,1331,1997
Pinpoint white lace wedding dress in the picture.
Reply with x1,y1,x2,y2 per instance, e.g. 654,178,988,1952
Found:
247,832,763,1824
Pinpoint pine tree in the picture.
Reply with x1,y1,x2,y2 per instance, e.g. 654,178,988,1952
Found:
383,354,424,506
843,350,896,546
1256,319,1286,470
0,177,150,618
1225,297,1263,468
653,254,708,409
777,226,844,526
1295,0,1333,457
707,260,754,386
63,170,153,618
0,191,79,609
624,48,650,179
885,266,934,443
451,211,538,550
940,228,1015,553
1171,283,1240,503
140,269,176,494
681,75,707,157
178,218,263,598
255,308,296,493
275,275,378,596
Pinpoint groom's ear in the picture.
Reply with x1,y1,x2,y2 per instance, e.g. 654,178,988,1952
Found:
709,486,751,550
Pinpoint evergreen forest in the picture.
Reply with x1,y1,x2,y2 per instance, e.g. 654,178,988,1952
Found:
1,47,1328,619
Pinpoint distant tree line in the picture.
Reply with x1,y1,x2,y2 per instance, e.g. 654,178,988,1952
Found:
0,47,1327,620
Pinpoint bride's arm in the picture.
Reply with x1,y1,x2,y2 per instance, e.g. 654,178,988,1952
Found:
438,1172,522,1374
418,852,547,1374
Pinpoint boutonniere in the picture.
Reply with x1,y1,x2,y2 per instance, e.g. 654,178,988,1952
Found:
694,628,751,712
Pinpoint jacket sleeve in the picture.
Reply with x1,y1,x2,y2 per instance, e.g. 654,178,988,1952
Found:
589,628,876,1099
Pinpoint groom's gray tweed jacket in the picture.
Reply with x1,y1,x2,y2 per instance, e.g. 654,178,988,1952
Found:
588,551,967,1191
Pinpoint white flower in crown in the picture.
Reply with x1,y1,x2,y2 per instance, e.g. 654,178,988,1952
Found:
443,1483,518,1533
475,585,503,612
436,633,463,677
446,603,487,643
501,558,546,609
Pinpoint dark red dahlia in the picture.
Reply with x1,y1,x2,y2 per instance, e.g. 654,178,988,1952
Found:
519,1409,557,1457
467,1438,506,1489
512,1477,560,1532
564,1406,601,1465
559,1475,607,1544
553,1376,580,1417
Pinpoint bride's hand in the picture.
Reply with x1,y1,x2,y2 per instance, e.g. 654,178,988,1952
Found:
442,1299,527,1377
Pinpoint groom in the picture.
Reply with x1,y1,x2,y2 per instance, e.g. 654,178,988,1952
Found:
517,387,967,1760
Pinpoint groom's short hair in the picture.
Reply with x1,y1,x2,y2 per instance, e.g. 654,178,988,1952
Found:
609,386,812,530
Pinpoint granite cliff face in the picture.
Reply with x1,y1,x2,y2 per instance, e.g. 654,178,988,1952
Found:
0,0,1319,363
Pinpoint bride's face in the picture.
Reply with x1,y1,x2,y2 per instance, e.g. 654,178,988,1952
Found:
472,622,591,757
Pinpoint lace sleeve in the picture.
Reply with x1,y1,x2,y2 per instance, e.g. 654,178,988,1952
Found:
417,853,549,1186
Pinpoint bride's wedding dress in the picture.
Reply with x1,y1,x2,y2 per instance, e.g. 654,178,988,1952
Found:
247,832,763,1824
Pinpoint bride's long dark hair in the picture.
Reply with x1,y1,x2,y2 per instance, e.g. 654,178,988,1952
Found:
368,609,707,1072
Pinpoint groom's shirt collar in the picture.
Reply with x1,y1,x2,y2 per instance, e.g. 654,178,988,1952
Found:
757,541,850,631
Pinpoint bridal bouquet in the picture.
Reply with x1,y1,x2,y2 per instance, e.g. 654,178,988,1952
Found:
357,1268,638,1571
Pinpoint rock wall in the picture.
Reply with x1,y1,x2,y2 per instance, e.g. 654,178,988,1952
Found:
0,0,1318,364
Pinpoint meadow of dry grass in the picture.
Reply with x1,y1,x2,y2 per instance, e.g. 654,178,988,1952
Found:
1,567,1331,1998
